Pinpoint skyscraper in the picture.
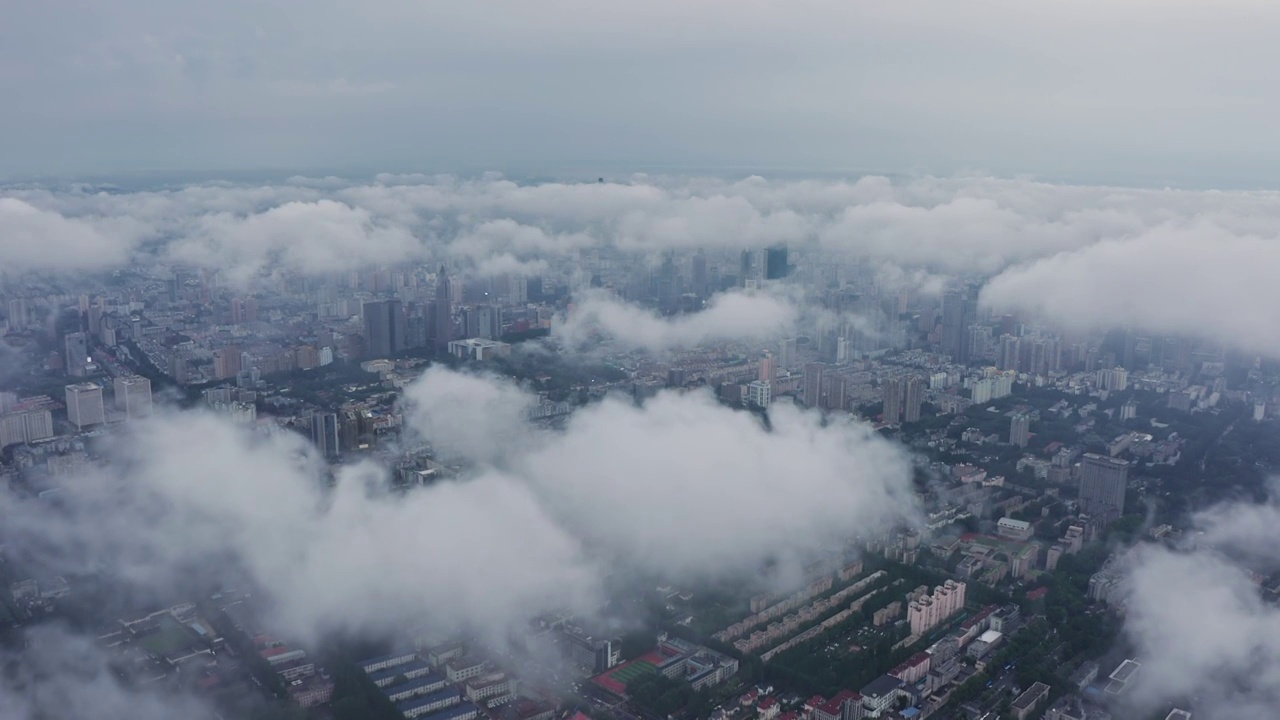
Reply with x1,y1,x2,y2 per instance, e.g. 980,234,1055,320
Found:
883,377,904,425
1009,412,1031,447
941,290,966,362
802,363,826,409
213,346,242,380
778,338,798,369
433,266,453,356
1078,453,1129,523
114,376,153,419
764,246,789,280
65,332,88,377
904,377,924,423
691,250,708,297
66,383,105,429
311,412,340,459
758,351,775,384
363,300,406,358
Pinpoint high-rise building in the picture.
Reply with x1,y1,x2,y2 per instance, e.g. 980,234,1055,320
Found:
904,377,925,423
433,266,453,356
114,376,152,419
691,250,709,297
311,412,340,459
778,338,798,369
940,290,966,362
1009,412,1031,447
999,334,1020,371
363,300,406,358
758,352,775,384
968,325,992,362
803,363,826,409
1078,453,1129,523
65,383,105,429
213,346,242,380
746,380,772,408
7,298,29,331
883,377,904,425
1096,366,1129,392
764,246,789,280
65,332,89,377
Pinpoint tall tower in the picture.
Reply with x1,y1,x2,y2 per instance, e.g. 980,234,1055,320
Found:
691,250,708,297
311,412,340,459
65,332,89,377
363,300,406,358
433,266,453,357
1009,412,1031,447
904,377,925,423
1078,454,1129,523
883,377,904,425
803,363,826,409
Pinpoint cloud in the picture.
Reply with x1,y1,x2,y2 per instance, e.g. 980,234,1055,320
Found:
0,626,219,720
169,199,425,285
2,364,920,649
556,289,798,351
980,224,1280,356
401,365,538,466
1,412,599,645
1120,544,1280,718
0,197,136,272
521,389,918,579
1117,489,1280,718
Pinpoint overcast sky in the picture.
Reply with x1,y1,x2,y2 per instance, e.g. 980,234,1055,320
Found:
5,0,1280,185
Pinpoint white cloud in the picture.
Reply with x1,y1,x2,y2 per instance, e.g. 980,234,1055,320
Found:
0,197,136,272
522,389,918,579
555,288,798,351
981,224,1280,356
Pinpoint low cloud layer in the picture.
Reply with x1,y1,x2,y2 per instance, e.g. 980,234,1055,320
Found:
0,626,218,720
8,173,1280,357
4,369,917,648
1119,491,1280,718
555,289,798,351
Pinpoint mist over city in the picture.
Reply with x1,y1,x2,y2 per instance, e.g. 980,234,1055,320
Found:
4,3,1280,720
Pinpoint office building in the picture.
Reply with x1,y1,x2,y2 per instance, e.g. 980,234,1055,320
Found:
65,332,89,377
1078,453,1129,523
363,300,406,358
66,383,105,429
0,407,53,448
691,249,709,297
1009,412,1031,447
311,412,340,459
114,376,153,419
764,246,789,280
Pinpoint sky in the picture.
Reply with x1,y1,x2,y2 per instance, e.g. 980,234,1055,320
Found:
5,1,1280,185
